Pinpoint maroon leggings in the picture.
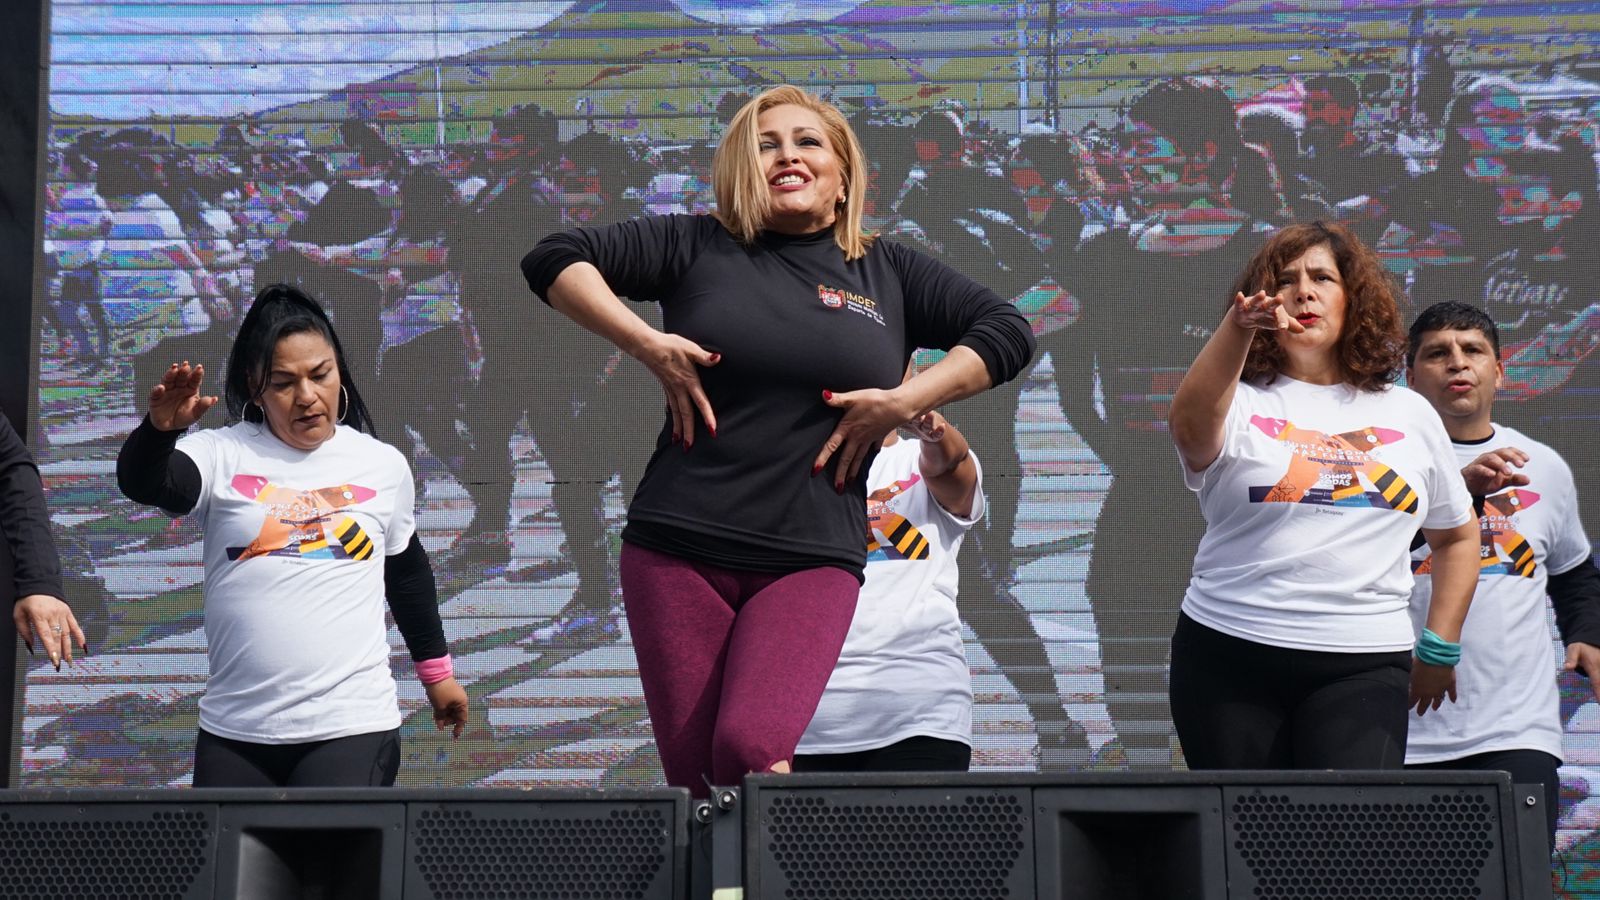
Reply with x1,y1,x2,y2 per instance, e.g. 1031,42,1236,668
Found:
619,542,859,795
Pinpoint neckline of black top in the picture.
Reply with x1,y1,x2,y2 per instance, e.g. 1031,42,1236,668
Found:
756,226,836,246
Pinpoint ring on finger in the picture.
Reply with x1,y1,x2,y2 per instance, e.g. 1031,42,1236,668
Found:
51,625,64,634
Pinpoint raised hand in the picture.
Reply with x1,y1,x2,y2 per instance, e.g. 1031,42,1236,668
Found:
905,410,948,443
147,361,219,432
1460,447,1531,496
1229,290,1304,334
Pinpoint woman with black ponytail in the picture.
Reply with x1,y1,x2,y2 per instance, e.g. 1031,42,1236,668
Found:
116,283,467,787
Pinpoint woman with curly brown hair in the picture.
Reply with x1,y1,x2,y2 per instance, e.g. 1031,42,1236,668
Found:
1165,221,1479,769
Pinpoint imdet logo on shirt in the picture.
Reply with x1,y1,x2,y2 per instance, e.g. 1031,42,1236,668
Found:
817,283,885,326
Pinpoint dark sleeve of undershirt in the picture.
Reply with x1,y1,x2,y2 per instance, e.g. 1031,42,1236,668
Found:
887,239,1038,386
1550,558,1600,653
116,416,201,516
0,411,65,601
386,534,448,663
521,213,708,305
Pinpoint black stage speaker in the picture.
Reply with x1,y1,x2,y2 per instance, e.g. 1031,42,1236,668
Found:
0,788,691,900
0,799,216,899
741,771,1550,900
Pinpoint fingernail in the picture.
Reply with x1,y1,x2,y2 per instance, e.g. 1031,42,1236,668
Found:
835,482,844,495
709,352,721,364
709,425,717,438
671,432,680,444
822,390,833,400
811,464,822,477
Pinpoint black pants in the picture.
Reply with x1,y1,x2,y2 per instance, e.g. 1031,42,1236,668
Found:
193,728,401,788
1410,749,1560,854
792,736,972,773
1169,613,1412,770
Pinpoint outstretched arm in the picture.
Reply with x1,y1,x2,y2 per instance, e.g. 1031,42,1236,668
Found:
1169,291,1301,473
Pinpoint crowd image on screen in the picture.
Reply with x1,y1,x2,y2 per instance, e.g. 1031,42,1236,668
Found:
28,30,1600,815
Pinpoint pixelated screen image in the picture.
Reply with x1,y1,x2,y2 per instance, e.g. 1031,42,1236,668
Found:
19,0,1600,881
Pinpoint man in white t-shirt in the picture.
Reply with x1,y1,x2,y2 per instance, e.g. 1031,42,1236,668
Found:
1405,300,1600,853
794,410,983,772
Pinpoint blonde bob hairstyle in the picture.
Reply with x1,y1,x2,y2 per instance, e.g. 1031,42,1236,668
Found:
712,85,876,260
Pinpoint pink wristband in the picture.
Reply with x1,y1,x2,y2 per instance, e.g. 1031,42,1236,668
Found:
416,655,453,685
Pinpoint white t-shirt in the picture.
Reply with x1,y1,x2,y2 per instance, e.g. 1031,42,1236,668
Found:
177,422,415,743
1181,377,1474,652
1406,424,1593,764
797,439,984,754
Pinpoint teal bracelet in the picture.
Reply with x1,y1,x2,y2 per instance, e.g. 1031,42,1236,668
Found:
1415,627,1462,667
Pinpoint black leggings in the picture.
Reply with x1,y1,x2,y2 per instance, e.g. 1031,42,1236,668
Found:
792,736,972,773
193,728,402,788
1169,613,1412,770
1409,749,1560,854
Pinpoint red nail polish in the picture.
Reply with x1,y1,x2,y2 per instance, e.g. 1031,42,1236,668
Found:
671,432,680,444
710,352,721,364
811,464,822,477
822,390,833,400
835,482,844,495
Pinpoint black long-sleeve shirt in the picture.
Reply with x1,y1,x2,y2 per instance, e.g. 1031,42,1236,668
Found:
523,214,1036,580
1550,559,1600,652
117,417,447,661
1,412,64,602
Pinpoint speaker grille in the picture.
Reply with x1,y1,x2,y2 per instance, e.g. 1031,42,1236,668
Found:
407,805,671,899
1225,787,1502,898
760,791,1029,898
0,807,212,899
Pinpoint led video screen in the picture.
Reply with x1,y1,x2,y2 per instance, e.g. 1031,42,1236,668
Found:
21,0,1600,882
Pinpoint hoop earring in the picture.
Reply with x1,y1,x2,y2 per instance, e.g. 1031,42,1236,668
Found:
337,384,349,425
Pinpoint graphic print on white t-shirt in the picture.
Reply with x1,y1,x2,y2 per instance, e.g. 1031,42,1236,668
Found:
867,471,931,561
177,423,415,743
1414,487,1540,579
1180,378,1473,653
1245,415,1419,514
224,474,379,562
